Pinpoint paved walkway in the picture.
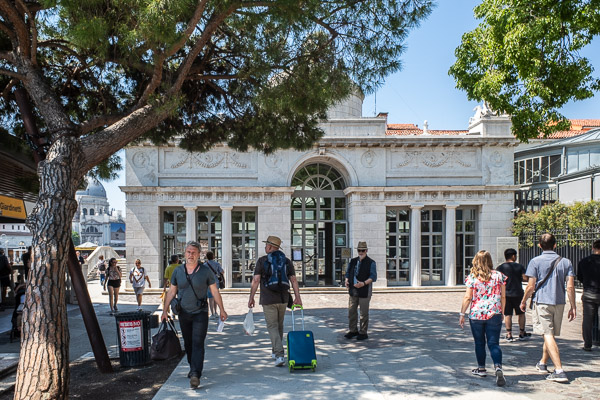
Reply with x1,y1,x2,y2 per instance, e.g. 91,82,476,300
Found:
154,291,600,400
0,284,597,399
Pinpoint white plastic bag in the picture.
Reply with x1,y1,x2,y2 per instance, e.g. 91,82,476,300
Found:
243,308,255,336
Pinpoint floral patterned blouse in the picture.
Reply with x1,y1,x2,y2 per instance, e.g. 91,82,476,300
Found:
465,271,506,320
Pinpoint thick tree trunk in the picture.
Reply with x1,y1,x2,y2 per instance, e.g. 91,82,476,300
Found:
14,136,84,400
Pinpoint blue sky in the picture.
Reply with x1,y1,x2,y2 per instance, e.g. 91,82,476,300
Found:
103,0,600,215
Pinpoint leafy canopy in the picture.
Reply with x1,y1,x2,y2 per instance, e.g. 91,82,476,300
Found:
449,0,600,141
1,0,433,159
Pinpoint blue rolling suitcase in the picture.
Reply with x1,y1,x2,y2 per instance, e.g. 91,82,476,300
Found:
287,305,317,372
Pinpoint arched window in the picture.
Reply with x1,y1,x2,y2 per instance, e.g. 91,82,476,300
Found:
90,208,95,216
82,208,87,216
292,163,346,191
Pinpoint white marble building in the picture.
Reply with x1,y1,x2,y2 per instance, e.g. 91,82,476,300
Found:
124,93,517,288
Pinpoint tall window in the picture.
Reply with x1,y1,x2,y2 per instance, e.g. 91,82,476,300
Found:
291,163,347,286
163,210,186,283
386,209,410,285
231,210,257,285
197,210,222,258
455,207,477,284
421,209,444,285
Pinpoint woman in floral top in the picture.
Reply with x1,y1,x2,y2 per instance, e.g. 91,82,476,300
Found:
459,250,507,386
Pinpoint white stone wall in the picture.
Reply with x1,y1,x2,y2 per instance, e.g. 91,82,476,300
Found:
346,191,387,287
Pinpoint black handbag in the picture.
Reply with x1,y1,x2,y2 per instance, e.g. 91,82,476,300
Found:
151,318,182,361
206,261,226,289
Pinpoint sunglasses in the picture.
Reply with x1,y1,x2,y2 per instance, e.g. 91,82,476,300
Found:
357,249,367,253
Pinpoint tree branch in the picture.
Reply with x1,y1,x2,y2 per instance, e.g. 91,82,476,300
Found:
136,0,210,108
186,73,242,80
79,114,124,136
0,67,25,80
1,77,16,99
15,0,36,64
0,0,30,59
170,3,239,94
80,104,170,171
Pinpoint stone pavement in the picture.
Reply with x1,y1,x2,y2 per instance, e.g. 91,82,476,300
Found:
154,290,600,400
0,285,597,399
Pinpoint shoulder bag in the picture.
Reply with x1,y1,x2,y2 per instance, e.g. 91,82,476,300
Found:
151,318,182,360
206,260,225,289
530,256,562,309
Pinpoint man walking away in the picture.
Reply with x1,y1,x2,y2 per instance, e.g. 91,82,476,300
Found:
96,255,106,286
496,248,529,341
577,239,600,351
520,233,576,383
344,241,377,341
248,235,302,367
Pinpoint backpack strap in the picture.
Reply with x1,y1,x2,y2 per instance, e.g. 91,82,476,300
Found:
530,256,562,309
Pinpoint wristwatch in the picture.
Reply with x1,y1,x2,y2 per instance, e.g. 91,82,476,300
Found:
459,312,466,317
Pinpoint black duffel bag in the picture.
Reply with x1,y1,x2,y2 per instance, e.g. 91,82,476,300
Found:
151,318,182,361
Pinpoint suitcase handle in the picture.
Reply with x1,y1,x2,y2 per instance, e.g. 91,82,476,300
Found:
291,304,304,331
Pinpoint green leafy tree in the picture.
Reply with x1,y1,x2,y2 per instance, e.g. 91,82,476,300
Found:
0,1,433,398
449,0,600,141
71,231,80,247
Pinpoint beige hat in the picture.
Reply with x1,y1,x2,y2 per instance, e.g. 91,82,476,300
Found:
263,235,282,248
357,241,368,250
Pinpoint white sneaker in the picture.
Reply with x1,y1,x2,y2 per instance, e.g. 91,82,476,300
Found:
275,357,285,367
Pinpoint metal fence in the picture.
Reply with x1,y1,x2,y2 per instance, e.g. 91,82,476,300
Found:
518,226,600,287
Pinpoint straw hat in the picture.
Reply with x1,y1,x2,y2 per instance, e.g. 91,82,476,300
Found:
357,241,368,250
263,235,282,248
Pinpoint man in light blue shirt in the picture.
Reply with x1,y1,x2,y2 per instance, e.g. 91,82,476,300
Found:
521,233,576,383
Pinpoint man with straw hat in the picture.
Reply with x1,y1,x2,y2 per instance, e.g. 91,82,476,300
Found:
344,241,377,340
249,235,302,366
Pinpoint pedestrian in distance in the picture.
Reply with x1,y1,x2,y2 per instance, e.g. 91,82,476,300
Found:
248,235,302,367
162,241,228,389
496,248,530,341
104,257,122,314
576,239,600,351
520,233,576,383
459,250,507,387
205,251,224,319
76,251,85,268
344,241,377,341
129,259,151,311
97,255,107,286
21,246,31,280
164,254,180,288
0,249,12,312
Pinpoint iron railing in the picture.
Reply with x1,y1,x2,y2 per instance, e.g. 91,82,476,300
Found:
518,226,600,288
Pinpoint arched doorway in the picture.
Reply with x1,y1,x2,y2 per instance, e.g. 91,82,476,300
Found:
291,163,348,286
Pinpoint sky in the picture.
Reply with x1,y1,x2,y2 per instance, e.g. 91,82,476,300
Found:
103,0,600,216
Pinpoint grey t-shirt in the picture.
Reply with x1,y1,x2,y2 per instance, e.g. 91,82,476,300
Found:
525,251,574,305
171,263,216,314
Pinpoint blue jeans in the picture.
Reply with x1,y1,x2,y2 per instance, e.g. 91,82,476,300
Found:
469,313,503,368
179,309,209,377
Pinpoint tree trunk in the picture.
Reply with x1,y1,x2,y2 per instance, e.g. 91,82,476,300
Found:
14,136,84,399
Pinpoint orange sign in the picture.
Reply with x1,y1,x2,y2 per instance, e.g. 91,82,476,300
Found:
0,195,27,219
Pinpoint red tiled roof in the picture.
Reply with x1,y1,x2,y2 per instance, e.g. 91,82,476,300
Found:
385,119,600,138
538,119,600,139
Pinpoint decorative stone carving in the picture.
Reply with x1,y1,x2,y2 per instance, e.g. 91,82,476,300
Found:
168,151,249,170
391,150,476,170
361,150,376,168
265,154,282,169
360,193,368,200
131,150,157,184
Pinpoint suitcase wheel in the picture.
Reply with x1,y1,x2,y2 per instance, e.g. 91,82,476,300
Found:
311,360,317,369
288,360,295,373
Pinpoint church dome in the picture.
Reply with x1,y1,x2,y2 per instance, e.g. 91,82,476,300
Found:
76,179,107,198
